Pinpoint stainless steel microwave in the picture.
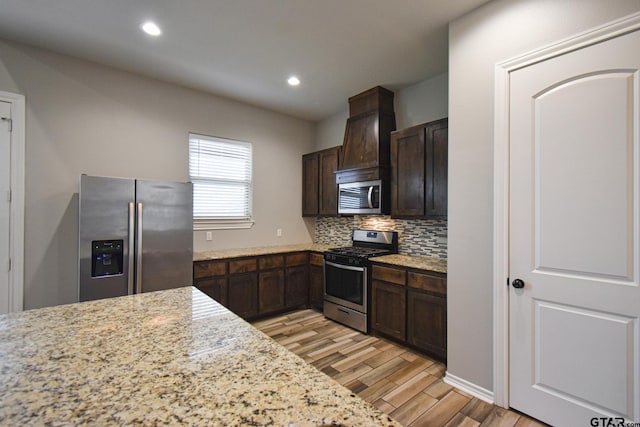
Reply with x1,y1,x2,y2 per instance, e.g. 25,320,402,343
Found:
338,180,382,214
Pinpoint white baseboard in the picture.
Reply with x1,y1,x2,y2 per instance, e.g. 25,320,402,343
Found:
444,372,495,404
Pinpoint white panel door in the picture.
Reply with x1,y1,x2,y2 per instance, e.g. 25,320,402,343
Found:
0,101,10,315
509,30,640,426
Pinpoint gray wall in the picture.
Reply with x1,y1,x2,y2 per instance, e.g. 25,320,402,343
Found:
314,73,449,151
0,39,315,310
447,0,640,392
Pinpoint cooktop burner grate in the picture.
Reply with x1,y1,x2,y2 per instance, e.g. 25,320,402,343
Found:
326,246,393,258
325,229,399,260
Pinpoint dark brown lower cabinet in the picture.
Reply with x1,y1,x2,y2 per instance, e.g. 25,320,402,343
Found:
308,252,324,309
258,270,285,314
284,253,309,309
196,277,228,307
309,266,323,309
407,289,447,360
228,273,258,319
196,251,315,320
371,280,406,341
195,252,445,356
370,261,447,362
285,265,308,308
193,260,227,306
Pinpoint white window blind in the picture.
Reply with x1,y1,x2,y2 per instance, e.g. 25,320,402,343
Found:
189,133,253,223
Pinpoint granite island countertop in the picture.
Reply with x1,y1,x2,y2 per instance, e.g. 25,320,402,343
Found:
0,287,399,426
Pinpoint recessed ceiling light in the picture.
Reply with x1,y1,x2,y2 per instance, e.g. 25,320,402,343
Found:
287,76,300,86
141,21,162,36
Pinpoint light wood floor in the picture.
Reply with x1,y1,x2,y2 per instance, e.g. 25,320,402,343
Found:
253,309,547,427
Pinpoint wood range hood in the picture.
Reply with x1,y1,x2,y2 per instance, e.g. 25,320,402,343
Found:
336,86,397,185
336,86,396,215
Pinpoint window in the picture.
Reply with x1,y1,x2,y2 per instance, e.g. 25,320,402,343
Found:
189,133,253,229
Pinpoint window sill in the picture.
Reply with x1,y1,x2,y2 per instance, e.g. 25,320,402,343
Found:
193,219,255,231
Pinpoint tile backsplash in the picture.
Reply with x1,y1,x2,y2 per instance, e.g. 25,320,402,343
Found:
314,216,447,259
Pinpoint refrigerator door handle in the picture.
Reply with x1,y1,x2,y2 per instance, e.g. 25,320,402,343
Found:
136,202,143,293
127,203,135,295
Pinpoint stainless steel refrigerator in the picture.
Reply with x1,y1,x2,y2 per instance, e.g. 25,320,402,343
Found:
78,175,193,302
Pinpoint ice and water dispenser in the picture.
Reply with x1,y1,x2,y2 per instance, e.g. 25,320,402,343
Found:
91,240,124,277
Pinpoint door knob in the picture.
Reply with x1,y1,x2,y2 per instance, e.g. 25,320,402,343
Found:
512,279,525,289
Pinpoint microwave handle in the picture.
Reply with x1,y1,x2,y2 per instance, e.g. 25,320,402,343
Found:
367,186,374,208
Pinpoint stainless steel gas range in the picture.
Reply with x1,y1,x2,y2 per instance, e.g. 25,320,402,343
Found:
323,229,398,333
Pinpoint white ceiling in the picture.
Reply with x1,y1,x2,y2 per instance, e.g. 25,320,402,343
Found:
0,0,489,121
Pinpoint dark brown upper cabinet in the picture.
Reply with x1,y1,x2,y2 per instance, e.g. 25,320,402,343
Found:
337,86,396,184
391,118,448,218
318,147,341,215
302,146,341,217
302,152,319,216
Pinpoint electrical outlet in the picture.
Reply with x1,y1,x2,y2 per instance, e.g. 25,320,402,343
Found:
206,231,213,241
276,228,282,237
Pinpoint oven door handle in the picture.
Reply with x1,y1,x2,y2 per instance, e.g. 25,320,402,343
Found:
325,260,367,272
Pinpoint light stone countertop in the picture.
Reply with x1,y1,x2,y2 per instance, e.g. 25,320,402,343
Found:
372,254,447,274
194,243,334,261
0,287,399,426
195,244,447,273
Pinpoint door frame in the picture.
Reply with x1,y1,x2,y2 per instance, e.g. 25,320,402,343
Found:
0,90,25,313
492,11,640,409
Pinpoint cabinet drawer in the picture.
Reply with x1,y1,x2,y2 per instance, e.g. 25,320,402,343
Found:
193,260,226,279
309,252,324,267
285,252,308,267
371,264,406,286
408,271,446,295
229,258,257,274
259,255,284,270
